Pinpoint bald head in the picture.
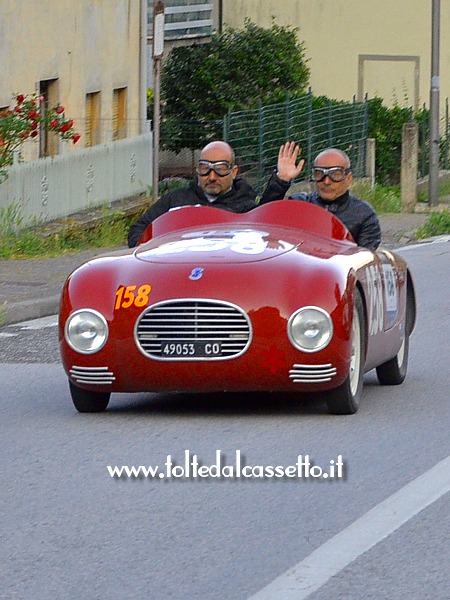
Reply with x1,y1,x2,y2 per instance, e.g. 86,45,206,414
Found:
200,141,235,164
314,148,351,169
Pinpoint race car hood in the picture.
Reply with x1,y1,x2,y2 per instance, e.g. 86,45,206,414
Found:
134,226,301,264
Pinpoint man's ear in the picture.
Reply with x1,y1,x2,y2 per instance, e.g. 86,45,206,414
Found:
232,164,239,179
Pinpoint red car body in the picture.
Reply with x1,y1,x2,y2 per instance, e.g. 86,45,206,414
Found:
59,200,416,414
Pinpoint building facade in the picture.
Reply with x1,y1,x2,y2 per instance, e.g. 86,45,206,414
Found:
146,0,219,86
0,0,146,161
221,0,449,113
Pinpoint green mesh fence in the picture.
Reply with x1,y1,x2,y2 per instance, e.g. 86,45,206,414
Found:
224,93,368,193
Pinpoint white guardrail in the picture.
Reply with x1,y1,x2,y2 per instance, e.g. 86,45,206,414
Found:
0,133,153,222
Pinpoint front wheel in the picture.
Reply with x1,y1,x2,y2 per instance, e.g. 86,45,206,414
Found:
69,381,110,413
326,289,365,415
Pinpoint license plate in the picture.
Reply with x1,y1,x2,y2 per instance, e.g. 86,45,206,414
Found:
161,341,222,357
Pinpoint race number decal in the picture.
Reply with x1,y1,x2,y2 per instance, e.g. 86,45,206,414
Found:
366,265,384,336
382,264,398,315
147,238,229,255
115,284,152,309
146,230,269,257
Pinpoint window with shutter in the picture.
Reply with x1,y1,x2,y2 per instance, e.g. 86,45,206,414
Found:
39,79,59,157
112,88,127,140
85,92,101,147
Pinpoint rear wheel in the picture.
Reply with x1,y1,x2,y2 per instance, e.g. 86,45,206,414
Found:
326,289,365,415
69,381,110,413
376,285,414,385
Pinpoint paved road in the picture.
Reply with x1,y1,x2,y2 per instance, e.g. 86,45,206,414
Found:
0,238,449,600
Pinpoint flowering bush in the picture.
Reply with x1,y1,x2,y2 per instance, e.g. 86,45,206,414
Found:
0,93,81,182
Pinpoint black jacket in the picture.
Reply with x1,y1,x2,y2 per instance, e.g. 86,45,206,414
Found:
259,174,381,250
127,175,289,247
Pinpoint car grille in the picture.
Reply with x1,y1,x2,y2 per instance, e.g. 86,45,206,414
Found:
289,363,337,383
135,299,252,361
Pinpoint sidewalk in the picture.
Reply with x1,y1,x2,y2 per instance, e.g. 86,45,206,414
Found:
0,211,433,326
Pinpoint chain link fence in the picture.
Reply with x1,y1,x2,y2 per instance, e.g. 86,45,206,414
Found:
159,93,450,188
160,92,368,192
416,97,450,178
223,93,368,193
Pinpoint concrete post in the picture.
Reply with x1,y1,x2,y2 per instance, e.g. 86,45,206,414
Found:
401,121,419,212
365,138,376,188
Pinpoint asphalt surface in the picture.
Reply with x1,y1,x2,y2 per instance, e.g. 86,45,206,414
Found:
0,211,435,326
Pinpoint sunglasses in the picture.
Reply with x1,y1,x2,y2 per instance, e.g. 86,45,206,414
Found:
312,166,351,182
196,160,234,177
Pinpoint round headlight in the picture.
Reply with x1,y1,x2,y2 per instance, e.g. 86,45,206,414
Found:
65,309,108,354
288,306,333,353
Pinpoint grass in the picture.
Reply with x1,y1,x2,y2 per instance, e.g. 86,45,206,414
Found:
417,179,450,203
0,201,147,260
351,180,450,238
0,180,193,259
0,302,7,327
350,181,403,214
416,209,450,239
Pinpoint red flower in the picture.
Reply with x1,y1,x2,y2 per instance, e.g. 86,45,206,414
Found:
16,94,25,104
30,130,39,138
30,121,38,130
55,106,65,114
14,106,23,114
28,110,39,120
19,131,30,139
50,120,59,129
72,133,81,144
59,123,70,133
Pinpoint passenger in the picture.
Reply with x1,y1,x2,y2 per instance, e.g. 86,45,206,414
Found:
261,142,382,250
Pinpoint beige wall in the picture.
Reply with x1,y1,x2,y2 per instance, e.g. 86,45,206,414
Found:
222,0,449,113
0,0,143,159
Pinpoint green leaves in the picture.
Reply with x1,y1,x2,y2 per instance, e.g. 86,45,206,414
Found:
367,97,429,184
160,20,310,153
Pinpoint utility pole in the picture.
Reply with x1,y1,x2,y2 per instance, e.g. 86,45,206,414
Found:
139,0,148,135
152,1,165,203
429,0,440,206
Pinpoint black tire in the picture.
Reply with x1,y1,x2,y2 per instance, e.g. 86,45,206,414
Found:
376,286,414,385
375,333,409,385
326,289,365,415
69,381,110,413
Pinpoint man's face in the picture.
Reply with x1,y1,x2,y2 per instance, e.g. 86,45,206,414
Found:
197,145,239,196
313,151,352,202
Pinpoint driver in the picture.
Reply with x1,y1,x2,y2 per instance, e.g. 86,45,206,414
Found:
127,140,296,247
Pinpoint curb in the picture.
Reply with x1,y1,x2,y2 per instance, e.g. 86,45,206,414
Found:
1,295,61,326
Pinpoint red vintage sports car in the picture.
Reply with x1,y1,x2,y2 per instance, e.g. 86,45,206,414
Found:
59,200,416,415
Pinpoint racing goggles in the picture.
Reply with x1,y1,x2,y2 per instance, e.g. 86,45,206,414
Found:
312,166,351,182
196,160,234,177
